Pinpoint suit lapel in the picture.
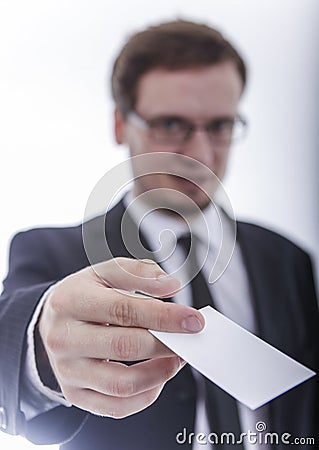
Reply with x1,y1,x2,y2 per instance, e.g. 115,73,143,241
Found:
101,199,173,303
236,222,296,352
105,199,153,259
83,199,154,264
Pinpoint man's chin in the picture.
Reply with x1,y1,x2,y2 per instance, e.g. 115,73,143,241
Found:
168,183,214,213
152,193,211,217
133,180,214,215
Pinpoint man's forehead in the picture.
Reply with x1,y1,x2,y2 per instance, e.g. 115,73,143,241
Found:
135,62,243,117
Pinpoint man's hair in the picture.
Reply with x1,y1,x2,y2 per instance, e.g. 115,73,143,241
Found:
111,20,247,116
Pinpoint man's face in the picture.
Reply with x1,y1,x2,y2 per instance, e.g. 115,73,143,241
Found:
115,62,243,213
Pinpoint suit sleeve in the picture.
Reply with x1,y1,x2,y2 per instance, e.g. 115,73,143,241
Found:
0,229,88,445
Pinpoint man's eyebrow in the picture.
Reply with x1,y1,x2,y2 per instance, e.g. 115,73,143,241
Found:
148,114,189,120
208,115,237,122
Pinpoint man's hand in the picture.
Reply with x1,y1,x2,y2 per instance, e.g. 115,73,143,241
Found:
39,258,204,418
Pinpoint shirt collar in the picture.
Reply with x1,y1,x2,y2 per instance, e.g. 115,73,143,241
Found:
123,190,224,255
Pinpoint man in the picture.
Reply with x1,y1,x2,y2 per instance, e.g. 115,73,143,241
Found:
0,20,318,450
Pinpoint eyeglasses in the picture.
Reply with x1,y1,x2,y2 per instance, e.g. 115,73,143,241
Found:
127,110,247,145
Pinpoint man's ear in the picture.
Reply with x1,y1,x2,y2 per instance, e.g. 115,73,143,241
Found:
114,107,126,144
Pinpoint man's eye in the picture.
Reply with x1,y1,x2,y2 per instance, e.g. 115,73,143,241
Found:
166,118,185,130
151,118,187,133
208,119,234,133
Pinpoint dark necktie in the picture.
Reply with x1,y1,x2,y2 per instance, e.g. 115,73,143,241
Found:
178,234,244,449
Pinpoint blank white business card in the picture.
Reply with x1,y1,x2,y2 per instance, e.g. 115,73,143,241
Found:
149,306,316,410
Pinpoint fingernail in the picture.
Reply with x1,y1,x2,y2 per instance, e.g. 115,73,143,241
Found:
182,315,203,332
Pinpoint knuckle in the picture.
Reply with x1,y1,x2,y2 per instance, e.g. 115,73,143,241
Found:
111,333,141,360
164,358,180,379
110,298,138,326
135,259,148,278
48,286,70,316
114,257,129,266
161,363,173,382
112,257,132,275
154,303,171,330
56,359,72,382
134,258,158,279
145,386,162,405
110,375,135,397
48,290,64,314
45,329,67,354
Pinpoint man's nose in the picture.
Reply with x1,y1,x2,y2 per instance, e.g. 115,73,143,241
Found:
182,128,215,167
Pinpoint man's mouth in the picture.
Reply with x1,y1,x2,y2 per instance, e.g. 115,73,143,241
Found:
169,174,209,192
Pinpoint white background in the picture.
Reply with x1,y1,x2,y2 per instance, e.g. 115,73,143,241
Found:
0,0,318,449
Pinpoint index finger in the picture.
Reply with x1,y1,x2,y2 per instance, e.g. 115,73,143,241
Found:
66,284,205,333
89,257,182,298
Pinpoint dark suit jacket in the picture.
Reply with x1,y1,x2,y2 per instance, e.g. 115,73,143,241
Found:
0,200,318,449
